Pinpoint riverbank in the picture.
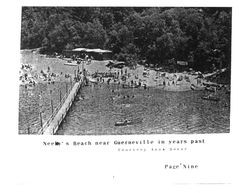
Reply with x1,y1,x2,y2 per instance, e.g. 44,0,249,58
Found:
19,51,230,134
83,60,228,92
20,51,229,93
19,51,78,134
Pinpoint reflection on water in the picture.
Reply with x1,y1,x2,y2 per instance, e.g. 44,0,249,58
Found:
56,83,230,135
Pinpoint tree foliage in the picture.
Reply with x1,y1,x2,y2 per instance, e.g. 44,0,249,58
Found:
21,7,231,72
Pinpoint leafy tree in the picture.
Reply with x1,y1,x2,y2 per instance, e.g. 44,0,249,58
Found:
21,7,231,73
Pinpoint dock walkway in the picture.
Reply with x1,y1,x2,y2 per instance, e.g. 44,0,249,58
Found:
40,80,82,135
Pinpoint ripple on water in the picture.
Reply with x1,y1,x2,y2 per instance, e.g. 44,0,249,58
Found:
19,52,230,135
56,83,230,135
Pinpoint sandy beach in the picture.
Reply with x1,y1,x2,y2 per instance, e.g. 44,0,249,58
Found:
82,59,220,92
19,51,225,93
19,52,230,135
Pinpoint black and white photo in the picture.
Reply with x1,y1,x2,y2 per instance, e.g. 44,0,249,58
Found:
19,7,231,135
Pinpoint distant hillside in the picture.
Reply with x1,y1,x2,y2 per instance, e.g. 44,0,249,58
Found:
21,7,232,73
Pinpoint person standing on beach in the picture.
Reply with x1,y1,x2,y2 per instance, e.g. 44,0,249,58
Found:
197,78,201,85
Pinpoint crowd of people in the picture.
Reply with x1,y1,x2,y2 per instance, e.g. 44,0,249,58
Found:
20,53,213,95
87,63,208,93
19,64,74,89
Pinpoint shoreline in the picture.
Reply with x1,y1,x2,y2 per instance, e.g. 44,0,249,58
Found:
19,52,230,134
20,52,229,92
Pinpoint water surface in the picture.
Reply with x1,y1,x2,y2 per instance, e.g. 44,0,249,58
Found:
56,83,230,135
19,51,230,135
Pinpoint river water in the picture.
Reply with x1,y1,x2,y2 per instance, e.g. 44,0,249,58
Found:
19,51,77,134
56,83,230,135
19,52,230,135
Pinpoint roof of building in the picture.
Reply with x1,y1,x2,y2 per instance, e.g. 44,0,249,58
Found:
72,48,112,53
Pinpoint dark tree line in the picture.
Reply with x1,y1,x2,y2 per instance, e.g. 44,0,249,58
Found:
21,7,231,72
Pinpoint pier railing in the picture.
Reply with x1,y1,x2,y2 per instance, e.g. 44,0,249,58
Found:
37,78,83,134
38,92,68,134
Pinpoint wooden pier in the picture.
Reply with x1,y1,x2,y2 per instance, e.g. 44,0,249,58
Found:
39,79,83,135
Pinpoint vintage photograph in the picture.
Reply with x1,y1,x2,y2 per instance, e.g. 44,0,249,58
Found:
19,7,231,135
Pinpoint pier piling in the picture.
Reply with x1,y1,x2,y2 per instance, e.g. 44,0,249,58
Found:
39,79,83,135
